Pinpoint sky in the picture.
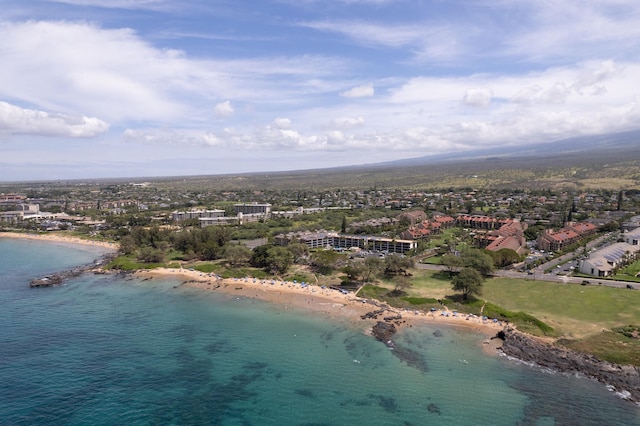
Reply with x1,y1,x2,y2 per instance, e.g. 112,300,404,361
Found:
1,0,640,181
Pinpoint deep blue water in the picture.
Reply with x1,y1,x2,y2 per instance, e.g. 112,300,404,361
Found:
1,237,639,425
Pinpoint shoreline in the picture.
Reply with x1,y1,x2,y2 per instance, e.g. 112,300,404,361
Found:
134,267,505,339
0,231,118,251
1,231,503,338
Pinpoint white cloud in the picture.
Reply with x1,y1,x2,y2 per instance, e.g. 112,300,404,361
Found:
539,82,571,104
463,88,492,107
0,20,351,128
273,117,292,129
502,1,640,63
510,85,543,105
214,100,234,117
340,84,374,98
333,116,365,128
0,101,109,137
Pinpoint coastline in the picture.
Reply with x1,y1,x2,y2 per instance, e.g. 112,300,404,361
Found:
6,231,638,404
2,231,502,339
0,231,118,251
134,267,504,340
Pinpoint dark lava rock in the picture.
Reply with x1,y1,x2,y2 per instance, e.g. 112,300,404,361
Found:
498,327,640,404
371,321,397,344
30,252,117,288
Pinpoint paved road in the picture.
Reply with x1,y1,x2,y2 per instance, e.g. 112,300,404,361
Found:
493,269,638,289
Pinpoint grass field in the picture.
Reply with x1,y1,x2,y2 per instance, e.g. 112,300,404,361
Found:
402,270,640,364
404,270,640,338
482,278,640,338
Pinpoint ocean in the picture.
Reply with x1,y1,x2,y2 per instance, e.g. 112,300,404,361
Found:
1,237,639,425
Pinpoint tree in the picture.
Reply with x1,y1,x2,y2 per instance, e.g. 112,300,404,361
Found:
225,244,252,266
451,267,484,300
389,275,412,297
201,240,225,260
119,235,137,255
341,215,348,233
384,254,414,276
265,246,293,275
363,256,383,281
441,253,463,275
287,242,309,264
250,244,272,268
488,248,521,268
137,247,165,263
618,190,624,211
460,248,494,277
311,250,341,275
342,261,366,283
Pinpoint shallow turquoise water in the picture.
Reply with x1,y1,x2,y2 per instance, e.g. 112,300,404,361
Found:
1,238,639,425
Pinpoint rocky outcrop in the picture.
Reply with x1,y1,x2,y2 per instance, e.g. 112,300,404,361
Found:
371,321,397,344
497,327,640,404
30,252,117,288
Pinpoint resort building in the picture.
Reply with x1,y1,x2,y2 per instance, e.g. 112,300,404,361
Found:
0,204,61,224
474,219,528,254
274,230,417,254
199,212,265,227
400,215,455,241
456,214,510,230
537,222,598,252
172,209,226,222
234,203,271,217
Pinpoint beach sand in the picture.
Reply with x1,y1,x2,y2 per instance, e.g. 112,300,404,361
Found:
135,267,505,346
0,231,118,251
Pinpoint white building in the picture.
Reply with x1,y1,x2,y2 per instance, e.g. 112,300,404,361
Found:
234,203,271,217
624,227,640,246
172,209,226,222
579,242,640,277
0,204,63,225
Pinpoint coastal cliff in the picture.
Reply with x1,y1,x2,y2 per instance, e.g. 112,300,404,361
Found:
497,327,640,405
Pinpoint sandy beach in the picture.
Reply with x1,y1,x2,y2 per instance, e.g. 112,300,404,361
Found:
134,267,505,342
0,231,118,251
3,230,503,348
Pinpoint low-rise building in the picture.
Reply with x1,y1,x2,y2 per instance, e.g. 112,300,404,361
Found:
274,230,416,254
475,219,528,254
172,209,226,222
624,227,640,246
234,203,271,217
579,242,640,277
537,222,598,252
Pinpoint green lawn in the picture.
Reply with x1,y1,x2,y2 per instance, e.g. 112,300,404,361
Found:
480,278,640,338
404,270,640,338
402,270,640,363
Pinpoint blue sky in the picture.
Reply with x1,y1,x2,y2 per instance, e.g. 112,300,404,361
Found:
1,0,640,181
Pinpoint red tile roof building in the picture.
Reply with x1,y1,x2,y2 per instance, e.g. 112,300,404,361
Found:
456,214,511,230
473,219,528,254
537,222,598,252
400,215,454,241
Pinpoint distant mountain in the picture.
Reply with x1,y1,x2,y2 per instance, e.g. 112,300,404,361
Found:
368,130,640,169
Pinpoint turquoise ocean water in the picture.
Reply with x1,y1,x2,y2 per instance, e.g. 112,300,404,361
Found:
1,238,639,425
